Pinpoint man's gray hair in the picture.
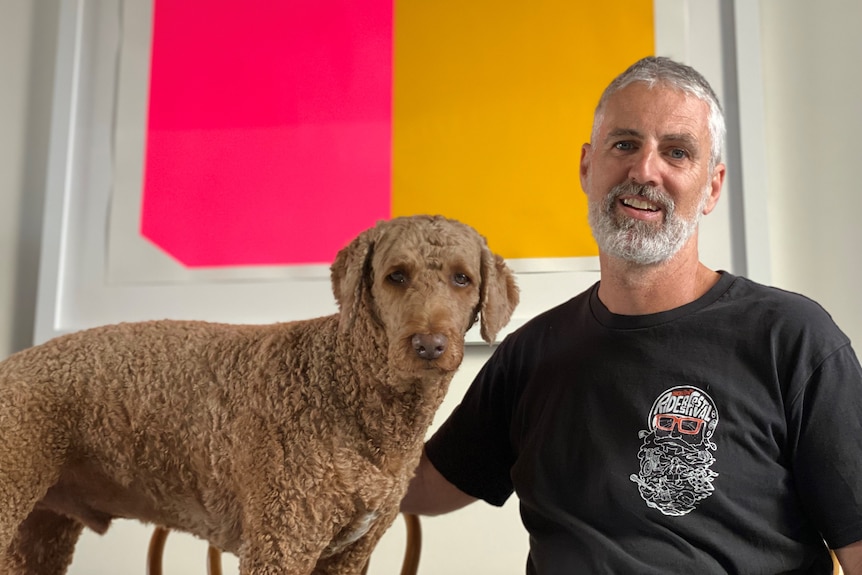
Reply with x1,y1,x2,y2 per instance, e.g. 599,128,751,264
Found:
592,56,726,171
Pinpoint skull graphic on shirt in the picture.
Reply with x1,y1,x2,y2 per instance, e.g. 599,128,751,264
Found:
630,386,719,516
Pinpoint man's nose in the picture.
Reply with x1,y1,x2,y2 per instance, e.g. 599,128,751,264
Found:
628,147,662,187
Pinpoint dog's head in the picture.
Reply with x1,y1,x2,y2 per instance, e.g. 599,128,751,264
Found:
330,215,519,374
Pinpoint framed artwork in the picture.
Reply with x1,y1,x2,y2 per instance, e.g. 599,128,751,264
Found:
35,0,768,344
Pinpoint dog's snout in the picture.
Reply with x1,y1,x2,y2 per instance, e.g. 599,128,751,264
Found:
411,333,448,360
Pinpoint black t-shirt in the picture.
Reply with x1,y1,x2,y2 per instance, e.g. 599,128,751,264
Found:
426,272,862,573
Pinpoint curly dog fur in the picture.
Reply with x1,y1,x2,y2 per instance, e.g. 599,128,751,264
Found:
0,215,519,574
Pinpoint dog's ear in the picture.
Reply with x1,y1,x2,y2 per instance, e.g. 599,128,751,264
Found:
331,225,377,333
477,243,519,343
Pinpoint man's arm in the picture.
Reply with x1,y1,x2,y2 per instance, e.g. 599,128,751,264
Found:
401,448,477,516
835,540,862,574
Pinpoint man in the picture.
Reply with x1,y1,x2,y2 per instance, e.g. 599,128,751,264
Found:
401,57,862,573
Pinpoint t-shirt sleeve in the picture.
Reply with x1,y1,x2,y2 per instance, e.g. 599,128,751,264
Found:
789,342,862,549
425,336,520,507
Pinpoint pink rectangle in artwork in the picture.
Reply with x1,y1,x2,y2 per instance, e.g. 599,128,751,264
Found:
141,0,392,267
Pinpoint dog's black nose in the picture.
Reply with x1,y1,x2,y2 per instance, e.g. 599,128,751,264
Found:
412,333,448,360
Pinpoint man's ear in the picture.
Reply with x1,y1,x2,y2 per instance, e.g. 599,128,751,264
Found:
702,162,726,215
579,143,592,192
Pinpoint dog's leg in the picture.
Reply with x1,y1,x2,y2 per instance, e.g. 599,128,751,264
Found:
309,507,399,575
0,391,72,573
238,532,320,575
1,508,83,575
0,478,62,573
237,504,328,575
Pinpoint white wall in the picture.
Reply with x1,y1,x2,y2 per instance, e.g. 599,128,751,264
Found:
2,0,861,573
760,0,862,346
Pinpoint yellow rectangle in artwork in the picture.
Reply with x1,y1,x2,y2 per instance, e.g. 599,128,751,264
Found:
392,1,654,259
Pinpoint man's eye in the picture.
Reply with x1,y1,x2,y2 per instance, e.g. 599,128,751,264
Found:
453,273,471,287
669,148,688,159
614,141,634,151
387,271,408,284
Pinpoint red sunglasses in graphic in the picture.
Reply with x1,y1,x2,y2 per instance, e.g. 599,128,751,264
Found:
654,413,705,435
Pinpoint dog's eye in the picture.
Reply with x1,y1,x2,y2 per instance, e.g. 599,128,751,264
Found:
453,273,471,287
387,271,408,285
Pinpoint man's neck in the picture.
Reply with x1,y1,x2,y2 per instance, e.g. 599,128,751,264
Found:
596,248,720,316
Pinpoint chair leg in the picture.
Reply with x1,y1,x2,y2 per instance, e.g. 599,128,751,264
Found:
401,514,421,575
207,543,223,575
147,527,169,575
150,513,420,575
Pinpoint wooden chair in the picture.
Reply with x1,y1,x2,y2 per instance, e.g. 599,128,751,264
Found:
147,513,421,575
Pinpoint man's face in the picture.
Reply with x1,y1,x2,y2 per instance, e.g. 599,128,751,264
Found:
580,82,725,265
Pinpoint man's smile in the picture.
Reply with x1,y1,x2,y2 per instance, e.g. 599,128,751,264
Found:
621,197,661,212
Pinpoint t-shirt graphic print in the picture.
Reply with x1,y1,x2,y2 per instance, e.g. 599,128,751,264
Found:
630,386,719,516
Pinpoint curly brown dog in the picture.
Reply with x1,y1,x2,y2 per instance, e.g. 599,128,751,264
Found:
0,215,519,575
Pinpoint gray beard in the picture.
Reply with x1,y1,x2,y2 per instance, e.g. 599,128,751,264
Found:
587,182,703,265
